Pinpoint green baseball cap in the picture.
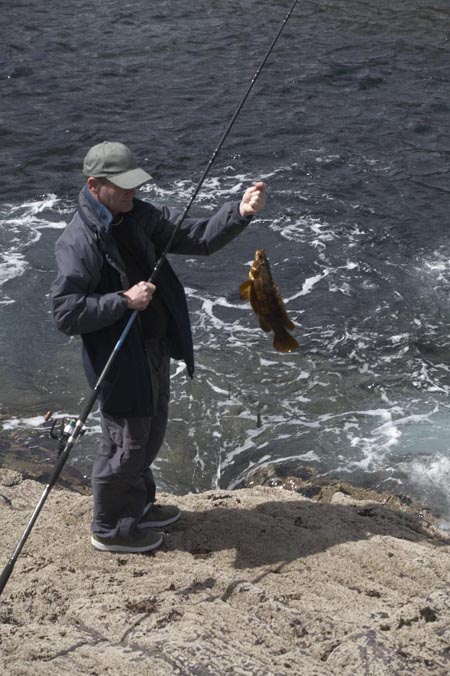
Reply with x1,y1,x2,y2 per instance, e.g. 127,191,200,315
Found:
83,141,152,189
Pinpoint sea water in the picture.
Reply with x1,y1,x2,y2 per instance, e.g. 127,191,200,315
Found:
1,0,449,527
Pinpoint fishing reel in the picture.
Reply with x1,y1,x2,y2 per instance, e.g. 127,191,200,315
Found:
44,411,86,454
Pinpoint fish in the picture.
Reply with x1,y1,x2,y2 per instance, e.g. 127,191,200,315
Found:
240,249,300,353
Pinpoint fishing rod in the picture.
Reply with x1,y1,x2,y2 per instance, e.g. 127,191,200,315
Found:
0,0,299,596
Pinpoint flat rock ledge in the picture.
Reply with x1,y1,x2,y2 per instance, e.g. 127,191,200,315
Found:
1,469,449,676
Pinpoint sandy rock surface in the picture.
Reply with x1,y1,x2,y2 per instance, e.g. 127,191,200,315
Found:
1,469,449,675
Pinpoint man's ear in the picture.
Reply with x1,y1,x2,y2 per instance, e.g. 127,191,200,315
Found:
86,177,100,197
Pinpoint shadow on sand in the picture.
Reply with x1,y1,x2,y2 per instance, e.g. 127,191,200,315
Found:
165,494,447,570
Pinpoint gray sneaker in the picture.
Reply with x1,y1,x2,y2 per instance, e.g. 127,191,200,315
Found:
91,530,163,553
138,503,181,528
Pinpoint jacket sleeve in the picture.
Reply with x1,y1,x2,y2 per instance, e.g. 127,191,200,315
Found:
149,201,252,256
51,232,128,336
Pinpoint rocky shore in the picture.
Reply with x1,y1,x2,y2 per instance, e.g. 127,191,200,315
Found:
1,466,449,675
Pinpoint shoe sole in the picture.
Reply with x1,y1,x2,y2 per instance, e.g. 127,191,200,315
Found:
91,533,163,553
138,511,181,529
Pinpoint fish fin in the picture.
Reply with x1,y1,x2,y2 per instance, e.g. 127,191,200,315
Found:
240,280,252,300
273,329,300,353
284,318,295,331
258,317,272,333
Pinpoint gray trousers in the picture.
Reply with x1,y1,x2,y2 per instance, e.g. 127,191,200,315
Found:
91,338,170,539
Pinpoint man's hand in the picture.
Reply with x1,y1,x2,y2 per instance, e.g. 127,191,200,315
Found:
123,281,156,310
239,181,266,218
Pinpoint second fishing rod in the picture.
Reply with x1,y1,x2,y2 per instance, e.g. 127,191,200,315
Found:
0,0,300,596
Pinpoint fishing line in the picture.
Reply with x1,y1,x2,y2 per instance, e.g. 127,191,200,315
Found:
0,0,300,596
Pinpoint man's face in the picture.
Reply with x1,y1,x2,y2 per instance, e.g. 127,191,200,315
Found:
87,177,135,216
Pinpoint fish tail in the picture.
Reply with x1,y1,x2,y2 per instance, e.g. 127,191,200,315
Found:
273,329,300,353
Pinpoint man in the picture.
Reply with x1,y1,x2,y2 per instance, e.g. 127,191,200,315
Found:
51,141,266,554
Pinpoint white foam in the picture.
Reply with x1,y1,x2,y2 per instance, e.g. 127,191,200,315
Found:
0,194,71,300
2,415,47,430
0,252,27,287
286,271,329,301
141,166,287,208
390,333,409,344
408,455,450,528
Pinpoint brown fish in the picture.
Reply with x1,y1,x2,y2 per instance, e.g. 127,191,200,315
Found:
240,249,300,353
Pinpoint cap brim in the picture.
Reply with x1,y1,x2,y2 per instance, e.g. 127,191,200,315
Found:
106,168,152,189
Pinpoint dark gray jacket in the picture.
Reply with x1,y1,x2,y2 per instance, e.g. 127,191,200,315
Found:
51,186,251,416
